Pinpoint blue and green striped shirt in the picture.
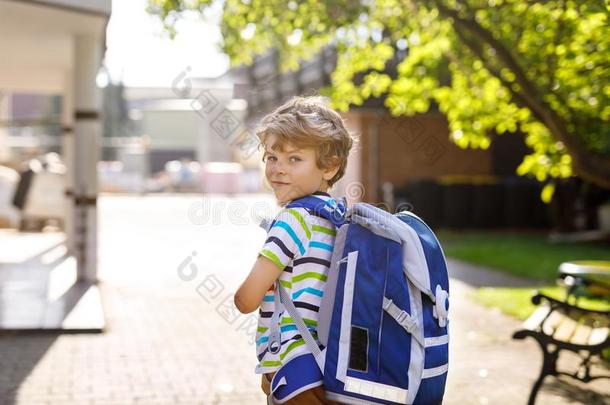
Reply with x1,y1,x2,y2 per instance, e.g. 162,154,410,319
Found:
255,193,338,374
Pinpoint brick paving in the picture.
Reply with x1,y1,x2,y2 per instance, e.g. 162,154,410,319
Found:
0,194,608,404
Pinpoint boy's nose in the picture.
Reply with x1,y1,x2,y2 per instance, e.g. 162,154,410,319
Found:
274,161,286,175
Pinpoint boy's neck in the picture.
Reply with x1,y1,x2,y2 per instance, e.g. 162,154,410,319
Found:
280,190,331,206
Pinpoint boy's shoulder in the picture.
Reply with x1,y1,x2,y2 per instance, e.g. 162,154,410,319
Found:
268,206,322,244
273,206,314,230
270,194,339,232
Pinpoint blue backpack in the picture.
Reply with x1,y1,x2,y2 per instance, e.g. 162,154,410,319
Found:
265,195,450,404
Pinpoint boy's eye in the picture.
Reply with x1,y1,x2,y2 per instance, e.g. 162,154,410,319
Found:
289,156,301,163
265,155,277,162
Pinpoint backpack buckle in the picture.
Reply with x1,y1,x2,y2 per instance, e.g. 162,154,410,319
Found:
268,331,281,354
396,310,409,324
324,204,346,220
398,311,417,333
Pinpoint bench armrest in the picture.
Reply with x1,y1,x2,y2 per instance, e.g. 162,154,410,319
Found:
532,291,610,316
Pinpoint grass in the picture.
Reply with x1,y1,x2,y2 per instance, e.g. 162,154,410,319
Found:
437,230,610,282
470,286,610,321
437,230,610,317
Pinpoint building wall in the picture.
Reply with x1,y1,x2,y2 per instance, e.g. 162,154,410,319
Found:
141,110,200,150
330,111,363,206
354,111,493,203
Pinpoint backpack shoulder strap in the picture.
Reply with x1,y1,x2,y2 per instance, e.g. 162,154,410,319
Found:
285,195,347,228
276,283,325,372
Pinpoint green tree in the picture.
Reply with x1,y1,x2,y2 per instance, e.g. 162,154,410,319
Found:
148,0,610,198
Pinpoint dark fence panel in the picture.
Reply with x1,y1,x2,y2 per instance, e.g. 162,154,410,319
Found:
395,180,443,228
442,183,474,229
394,177,552,230
472,183,504,228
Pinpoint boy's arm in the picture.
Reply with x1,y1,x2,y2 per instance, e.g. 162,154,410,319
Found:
234,255,283,314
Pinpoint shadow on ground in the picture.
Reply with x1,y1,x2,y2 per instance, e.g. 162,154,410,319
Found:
0,332,59,404
542,375,610,404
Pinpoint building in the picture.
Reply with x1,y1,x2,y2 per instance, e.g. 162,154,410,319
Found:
121,70,261,193
0,0,111,330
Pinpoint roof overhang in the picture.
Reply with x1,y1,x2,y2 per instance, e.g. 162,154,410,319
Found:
0,0,110,93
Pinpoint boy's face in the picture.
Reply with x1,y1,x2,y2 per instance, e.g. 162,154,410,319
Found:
263,134,338,205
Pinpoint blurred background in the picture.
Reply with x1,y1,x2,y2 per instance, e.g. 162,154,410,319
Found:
0,0,608,404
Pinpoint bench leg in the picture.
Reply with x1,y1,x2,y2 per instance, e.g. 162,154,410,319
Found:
528,342,559,405
528,374,546,405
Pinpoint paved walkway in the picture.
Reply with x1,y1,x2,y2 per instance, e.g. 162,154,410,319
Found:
0,194,608,404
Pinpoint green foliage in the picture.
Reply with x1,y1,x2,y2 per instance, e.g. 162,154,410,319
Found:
148,0,610,194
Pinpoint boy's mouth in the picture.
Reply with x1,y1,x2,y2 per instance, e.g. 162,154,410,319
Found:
271,181,290,187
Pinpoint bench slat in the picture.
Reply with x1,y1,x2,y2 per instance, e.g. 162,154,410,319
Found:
542,311,565,336
588,327,609,346
553,316,578,342
570,322,593,345
522,305,552,331
517,297,609,348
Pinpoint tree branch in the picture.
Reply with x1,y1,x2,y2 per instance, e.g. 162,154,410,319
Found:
450,21,545,123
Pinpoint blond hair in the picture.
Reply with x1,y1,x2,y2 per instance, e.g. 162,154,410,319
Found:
256,96,354,187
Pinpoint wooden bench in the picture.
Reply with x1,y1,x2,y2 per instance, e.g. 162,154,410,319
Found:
512,292,610,404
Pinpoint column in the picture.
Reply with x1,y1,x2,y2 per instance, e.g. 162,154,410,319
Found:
72,35,102,283
0,92,10,163
62,68,75,254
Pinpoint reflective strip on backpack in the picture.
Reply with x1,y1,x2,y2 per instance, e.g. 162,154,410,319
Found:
421,363,449,379
406,275,425,404
425,334,449,347
343,376,408,403
336,250,359,384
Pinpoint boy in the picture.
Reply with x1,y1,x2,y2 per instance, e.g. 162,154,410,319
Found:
234,96,354,404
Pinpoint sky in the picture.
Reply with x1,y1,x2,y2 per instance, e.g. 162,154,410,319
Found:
104,0,230,88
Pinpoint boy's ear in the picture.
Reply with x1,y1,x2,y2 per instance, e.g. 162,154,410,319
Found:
322,156,341,181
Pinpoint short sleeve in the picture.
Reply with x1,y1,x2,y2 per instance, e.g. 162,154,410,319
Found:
259,208,312,270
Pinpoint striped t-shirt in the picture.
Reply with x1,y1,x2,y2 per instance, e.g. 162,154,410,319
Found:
254,192,339,374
